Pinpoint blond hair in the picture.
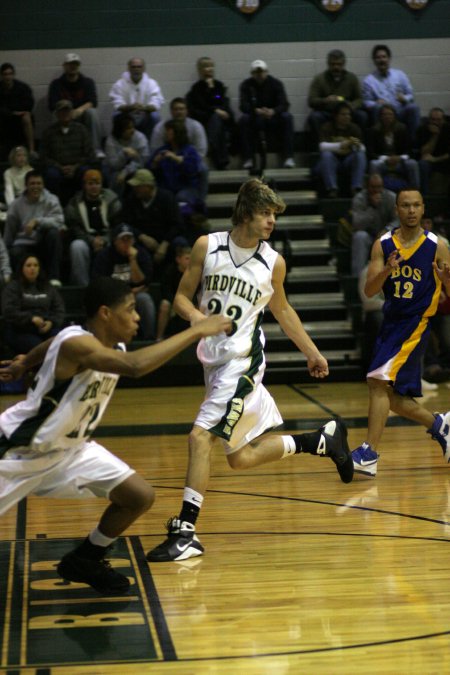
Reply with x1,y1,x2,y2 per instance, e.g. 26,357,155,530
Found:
232,179,286,227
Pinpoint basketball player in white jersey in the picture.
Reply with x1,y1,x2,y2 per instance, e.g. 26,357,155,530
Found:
0,276,230,594
147,178,354,563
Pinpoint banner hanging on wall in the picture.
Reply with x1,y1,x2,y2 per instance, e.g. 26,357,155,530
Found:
236,0,260,13
221,0,433,19
222,0,272,16
309,1,354,17
317,0,347,12
401,0,433,11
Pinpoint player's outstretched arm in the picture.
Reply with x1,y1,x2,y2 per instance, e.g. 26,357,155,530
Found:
268,255,328,378
0,338,55,381
57,314,232,380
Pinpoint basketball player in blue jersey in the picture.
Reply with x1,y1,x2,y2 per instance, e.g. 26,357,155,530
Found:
147,178,354,563
352,188,450,477
0,276,231,594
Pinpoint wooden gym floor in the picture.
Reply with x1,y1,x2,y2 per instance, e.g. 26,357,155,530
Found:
0,381,449,674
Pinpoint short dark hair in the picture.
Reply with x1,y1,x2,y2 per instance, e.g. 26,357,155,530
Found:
25,169,44,185
395,188,423,204
231,179,285,228
377,103,397,121
429,107,445,117
327,50,345,63
112,112,134,139
84,277,133,319
170,97,187,110
372,44,391,60
175,245,191,257
0,63,15,74
333,101,352,117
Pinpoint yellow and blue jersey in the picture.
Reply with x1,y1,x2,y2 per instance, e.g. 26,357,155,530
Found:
380,229,441,319
368,228,442,396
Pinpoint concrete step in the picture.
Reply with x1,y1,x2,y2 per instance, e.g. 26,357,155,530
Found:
263,319,353,338
287,265,337,281
263,363,364,384
208,167,310,186
275,240,335,267
206,190,317,210
206,213,324,233
287,291,345,307
265,348,360,365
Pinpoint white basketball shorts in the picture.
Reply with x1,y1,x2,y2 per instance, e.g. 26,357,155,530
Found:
0,440,135,516
194,356,283,454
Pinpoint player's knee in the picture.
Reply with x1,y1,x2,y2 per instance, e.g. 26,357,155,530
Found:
367,377,389,392
130,483,155,513
226,450,247,470
188,426,213,459
112,476,155,513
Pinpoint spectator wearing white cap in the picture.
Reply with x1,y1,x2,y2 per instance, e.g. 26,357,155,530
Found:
238,59,295,169
48,53,103,157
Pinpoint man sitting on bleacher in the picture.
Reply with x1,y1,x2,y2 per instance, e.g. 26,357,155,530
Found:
351,173,398,277
4,169,64,286
122,168,184,279
92,223,155,340
65,169,122,286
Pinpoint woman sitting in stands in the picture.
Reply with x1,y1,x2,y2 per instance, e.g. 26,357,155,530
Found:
2,254,65,354
148,119,204,217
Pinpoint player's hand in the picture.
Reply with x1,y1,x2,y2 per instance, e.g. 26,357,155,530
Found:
433,261,450,286
25,219,38,236
385,250,403,273
194,314,232,337
0,355,27,381
307,353,329,379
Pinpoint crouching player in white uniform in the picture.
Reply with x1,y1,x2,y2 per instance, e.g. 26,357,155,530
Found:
0,276,231,594
147,178,354,563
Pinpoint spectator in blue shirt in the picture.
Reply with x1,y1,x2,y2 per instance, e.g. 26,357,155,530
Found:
362,45,420,143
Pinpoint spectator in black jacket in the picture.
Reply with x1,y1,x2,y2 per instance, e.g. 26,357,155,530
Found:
92,223,155,340
122,168,183,277
2,254,65,354
0,63,35,157
416,107,450,195
65,169,122,286
238,60,295,169
186,57,235,170
368,104,419,192
48,54,103,157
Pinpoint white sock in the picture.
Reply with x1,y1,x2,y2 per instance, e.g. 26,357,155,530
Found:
183,486,204,508
89,526,117,548
281,435,296,458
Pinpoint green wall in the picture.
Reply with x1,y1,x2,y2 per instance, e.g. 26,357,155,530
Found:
1,0,449,51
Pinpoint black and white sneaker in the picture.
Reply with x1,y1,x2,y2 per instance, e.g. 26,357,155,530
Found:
317,419,354,483
57,550,130,595
146,517,204,562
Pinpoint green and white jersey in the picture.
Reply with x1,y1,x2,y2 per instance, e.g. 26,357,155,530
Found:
0,326,122,457
197,232,278,366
